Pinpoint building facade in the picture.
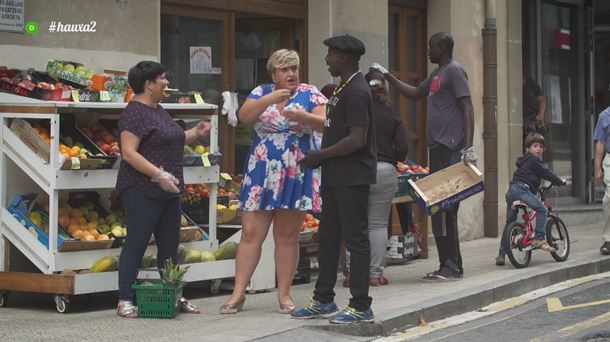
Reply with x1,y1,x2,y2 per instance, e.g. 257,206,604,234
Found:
2,0,606,241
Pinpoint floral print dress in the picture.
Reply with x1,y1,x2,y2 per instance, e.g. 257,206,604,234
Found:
239,83,327,212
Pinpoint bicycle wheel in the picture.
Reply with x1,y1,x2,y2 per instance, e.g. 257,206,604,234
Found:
503,221,531,268
546,215,570,262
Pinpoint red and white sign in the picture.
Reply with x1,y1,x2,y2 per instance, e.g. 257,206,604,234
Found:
554,28,571,50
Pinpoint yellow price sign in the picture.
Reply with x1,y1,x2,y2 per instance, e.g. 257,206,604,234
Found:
70,157,81,170
71,90,80,102
193,93,205,104
99,91,111,102
220,172,232,181
201,154,211,167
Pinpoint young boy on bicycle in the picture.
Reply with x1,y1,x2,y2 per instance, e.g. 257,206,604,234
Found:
495,133,566,266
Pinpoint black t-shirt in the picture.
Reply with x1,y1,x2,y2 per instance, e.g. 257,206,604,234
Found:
523,77,542,122
373,103,408,165
321,72,377,186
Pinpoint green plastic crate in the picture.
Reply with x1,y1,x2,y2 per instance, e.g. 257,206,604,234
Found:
133,281,185,318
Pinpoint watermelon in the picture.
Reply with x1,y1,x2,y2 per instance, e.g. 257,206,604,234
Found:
200,251,215,262
214,242,238,260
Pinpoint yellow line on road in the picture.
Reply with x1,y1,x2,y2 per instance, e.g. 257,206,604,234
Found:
546,297,610,312
546,297,564,312
530,312,610,342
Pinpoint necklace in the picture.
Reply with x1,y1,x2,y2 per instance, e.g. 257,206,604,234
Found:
332,70,361,97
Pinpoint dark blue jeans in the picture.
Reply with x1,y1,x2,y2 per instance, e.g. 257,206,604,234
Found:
499,183,547,255
118,187,181,301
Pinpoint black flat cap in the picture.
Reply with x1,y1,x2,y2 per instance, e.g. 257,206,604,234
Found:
323,34,365,56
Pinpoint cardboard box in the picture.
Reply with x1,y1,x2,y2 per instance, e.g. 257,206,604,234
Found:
10,117,114,170
408,162,484,216
396,173,427,196
0,69,72,101
0,79,71,101
8,194,113,252
46,60,89,87
10,118,51,163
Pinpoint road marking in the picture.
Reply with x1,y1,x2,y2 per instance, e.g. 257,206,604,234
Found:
376,271,610,342
530,312,610,342
546,297,610,312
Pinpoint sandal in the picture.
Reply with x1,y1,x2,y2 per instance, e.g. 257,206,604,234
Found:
179,297,201,314
220,297,245,314
278,296,295,314
117,300,139,318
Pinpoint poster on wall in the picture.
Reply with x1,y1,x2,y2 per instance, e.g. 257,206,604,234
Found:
190,46,212,74
549,75,563,124
0,0,24,33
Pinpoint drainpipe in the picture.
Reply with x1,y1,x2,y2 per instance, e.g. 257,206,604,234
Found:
483,0,498,237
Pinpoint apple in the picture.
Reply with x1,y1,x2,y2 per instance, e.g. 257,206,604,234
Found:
102,133,115,144
101,143,112,154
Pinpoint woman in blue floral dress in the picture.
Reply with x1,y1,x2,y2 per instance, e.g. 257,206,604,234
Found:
221,49,327,314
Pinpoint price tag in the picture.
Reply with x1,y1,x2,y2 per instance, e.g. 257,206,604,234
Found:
220,173,232,181
201,154,211,167
71,90,80,102
99,91,111,102
193,93,205,104
70,157,81,170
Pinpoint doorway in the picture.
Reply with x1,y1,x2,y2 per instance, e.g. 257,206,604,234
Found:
233,17,301,174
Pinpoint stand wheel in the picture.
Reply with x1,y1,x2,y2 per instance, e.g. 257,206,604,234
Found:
0,292,8,307
209,279,222,294
54,295,71,313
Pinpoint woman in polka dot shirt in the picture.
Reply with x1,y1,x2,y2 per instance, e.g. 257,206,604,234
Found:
115,61,211,318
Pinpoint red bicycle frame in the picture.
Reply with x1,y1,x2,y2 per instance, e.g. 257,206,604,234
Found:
511,197,550,249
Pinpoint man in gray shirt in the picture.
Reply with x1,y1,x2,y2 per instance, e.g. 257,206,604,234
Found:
371,32,476,281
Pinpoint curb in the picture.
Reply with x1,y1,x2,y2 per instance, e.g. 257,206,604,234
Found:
307,255,610,337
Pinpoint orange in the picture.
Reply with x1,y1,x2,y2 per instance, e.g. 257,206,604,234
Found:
71,209,83,218
86,222,97,231
76,216,87,226
88,229,100,239
58,215,69,228
81,232,94,241
68,146,80,157
67,224,79,233
97,234,109,241
72,229,84,238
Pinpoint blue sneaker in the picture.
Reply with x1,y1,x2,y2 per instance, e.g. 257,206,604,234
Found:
291,298,338,319
328,306,374,324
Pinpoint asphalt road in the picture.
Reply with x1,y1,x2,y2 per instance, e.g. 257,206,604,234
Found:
404,278,610,342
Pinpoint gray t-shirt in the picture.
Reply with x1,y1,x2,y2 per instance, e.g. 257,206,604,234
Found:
419,59,471,150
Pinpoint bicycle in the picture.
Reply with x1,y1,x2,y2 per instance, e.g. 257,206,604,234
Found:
502,184,570,268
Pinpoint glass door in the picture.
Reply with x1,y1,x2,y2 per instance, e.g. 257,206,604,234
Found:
233,18,298,174
160,5,231,170
540,2,579,197
592,30,610,201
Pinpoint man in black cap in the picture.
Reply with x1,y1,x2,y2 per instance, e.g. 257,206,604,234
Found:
292,34,377,324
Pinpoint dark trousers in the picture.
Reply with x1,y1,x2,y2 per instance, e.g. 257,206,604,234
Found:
118,187,182,301
429,145,463,274
314,184,372,311
396,203,413,235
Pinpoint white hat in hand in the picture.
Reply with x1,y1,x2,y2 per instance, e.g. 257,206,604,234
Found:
369,63,388,74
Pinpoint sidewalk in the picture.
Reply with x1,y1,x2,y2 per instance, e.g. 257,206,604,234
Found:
1,221,609,342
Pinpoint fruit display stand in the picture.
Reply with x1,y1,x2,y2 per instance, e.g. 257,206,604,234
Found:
391,161,430,258
0,94,275,312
